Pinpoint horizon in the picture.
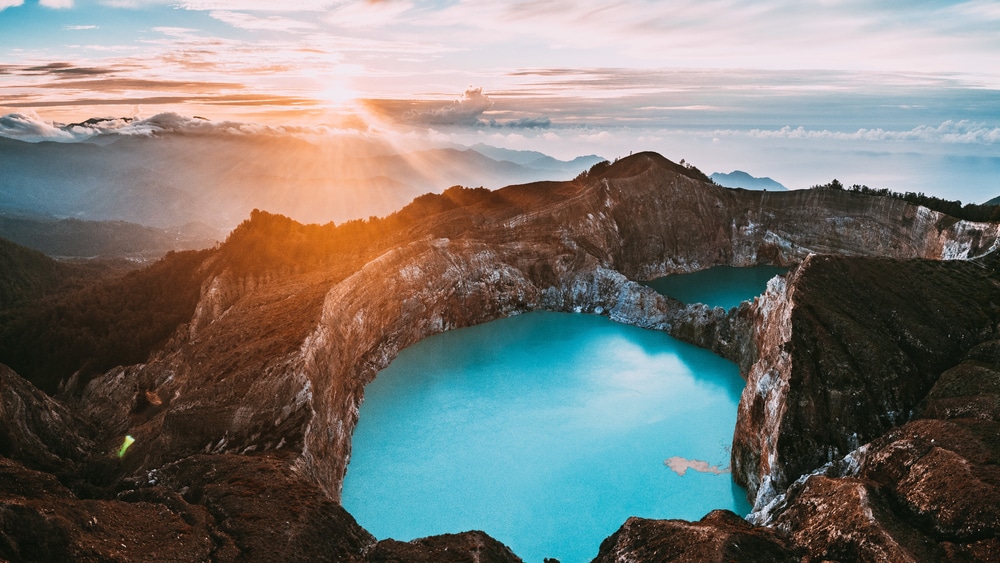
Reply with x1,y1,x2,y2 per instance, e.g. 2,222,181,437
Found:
2,0,999,202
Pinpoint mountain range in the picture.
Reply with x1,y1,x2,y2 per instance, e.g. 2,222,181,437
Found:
0,133,604,234
2,152,998,561
0,212,220,259
710,170,788,191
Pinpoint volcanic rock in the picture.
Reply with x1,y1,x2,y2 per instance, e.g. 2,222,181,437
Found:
3,152,1000,561
733,254,1000,509
368,531,523,563
592,510,798,562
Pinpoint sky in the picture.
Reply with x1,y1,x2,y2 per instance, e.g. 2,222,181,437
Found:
1,0,999,201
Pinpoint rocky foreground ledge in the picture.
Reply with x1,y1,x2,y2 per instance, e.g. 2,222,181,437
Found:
2,152,1000,561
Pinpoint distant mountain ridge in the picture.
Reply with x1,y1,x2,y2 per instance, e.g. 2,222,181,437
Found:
470,143,605,171
0,237,71,306
0,132,604,232
2,151,1000,561
0,236,131,306
0,213,220,259
711,170,787,191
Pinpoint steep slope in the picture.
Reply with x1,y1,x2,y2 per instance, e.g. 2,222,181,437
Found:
0,249,210,394
0,236,130,308
0,237,73,306
3,151,1000,561
65,152,1000,499
733,254,1000,508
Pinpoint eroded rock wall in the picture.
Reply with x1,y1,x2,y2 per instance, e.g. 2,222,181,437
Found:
69,153,1000,505
9,152,1000,561
734,255,1000,510
733,256,1000,508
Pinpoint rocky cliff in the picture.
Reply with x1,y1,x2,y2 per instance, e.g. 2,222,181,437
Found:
3,151,999,561
734,254,999,511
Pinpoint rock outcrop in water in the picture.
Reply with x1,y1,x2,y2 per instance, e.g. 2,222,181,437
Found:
3,152,1000,561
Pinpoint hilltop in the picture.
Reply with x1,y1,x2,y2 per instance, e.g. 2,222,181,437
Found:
2,152,999,561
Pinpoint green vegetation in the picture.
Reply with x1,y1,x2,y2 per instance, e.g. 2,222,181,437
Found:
0,237,73,307
0,215,218,258
0,248,210,394
576,154,715,184
813,179,1000,223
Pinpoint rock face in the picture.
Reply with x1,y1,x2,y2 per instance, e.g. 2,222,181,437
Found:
3,151,1000,561
368,532,523,563
591,510,799,562
734,254,1000,509
67,152,1000,502
754,332,1000,561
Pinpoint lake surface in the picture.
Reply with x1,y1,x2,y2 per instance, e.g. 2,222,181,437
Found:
645,265,788,310
342,310,753,562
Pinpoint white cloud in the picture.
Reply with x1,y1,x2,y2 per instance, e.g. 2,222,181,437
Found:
395,0,1000,78
177,0,339,11
324,0,414,28
98,0,171,6
63,25,99,30
713,121,1000,145
0,111,344,143
0,0,24,11
0,112,79,142
209,10,317,31
150,26,202,38
403,87,494,126
949,0,1000,20
39,0,73,8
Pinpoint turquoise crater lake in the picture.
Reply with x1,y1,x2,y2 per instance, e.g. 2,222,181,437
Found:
343,267,783,562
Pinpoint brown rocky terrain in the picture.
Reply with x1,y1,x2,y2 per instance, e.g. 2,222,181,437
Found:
3,152,1000,561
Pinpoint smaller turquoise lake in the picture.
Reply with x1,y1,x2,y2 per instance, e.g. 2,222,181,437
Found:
342,266,785,562
645,265,787,310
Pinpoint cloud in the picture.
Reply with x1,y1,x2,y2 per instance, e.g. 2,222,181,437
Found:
39,0,73,8
0,111,79,142
3,93,315,109
19,62,117,77
209,10,317,31
63,25,100,30
387,88,553,129
712,121,1000,145
0,0,24,11
0,111,342,143
403,87,494,126
177,0,338,10
487,117,551,129
31,76,246,92
324,0,414,28
406,0,1000,79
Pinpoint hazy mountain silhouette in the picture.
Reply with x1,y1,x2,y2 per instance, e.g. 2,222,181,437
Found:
711,170,788,191
470,143,605,171
0,212,220,259
0,134,601,232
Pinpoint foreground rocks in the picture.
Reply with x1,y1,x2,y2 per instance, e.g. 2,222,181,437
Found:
3,152,1000,561
734,254,1000,508
757,334,1000,562
592,511,799,562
